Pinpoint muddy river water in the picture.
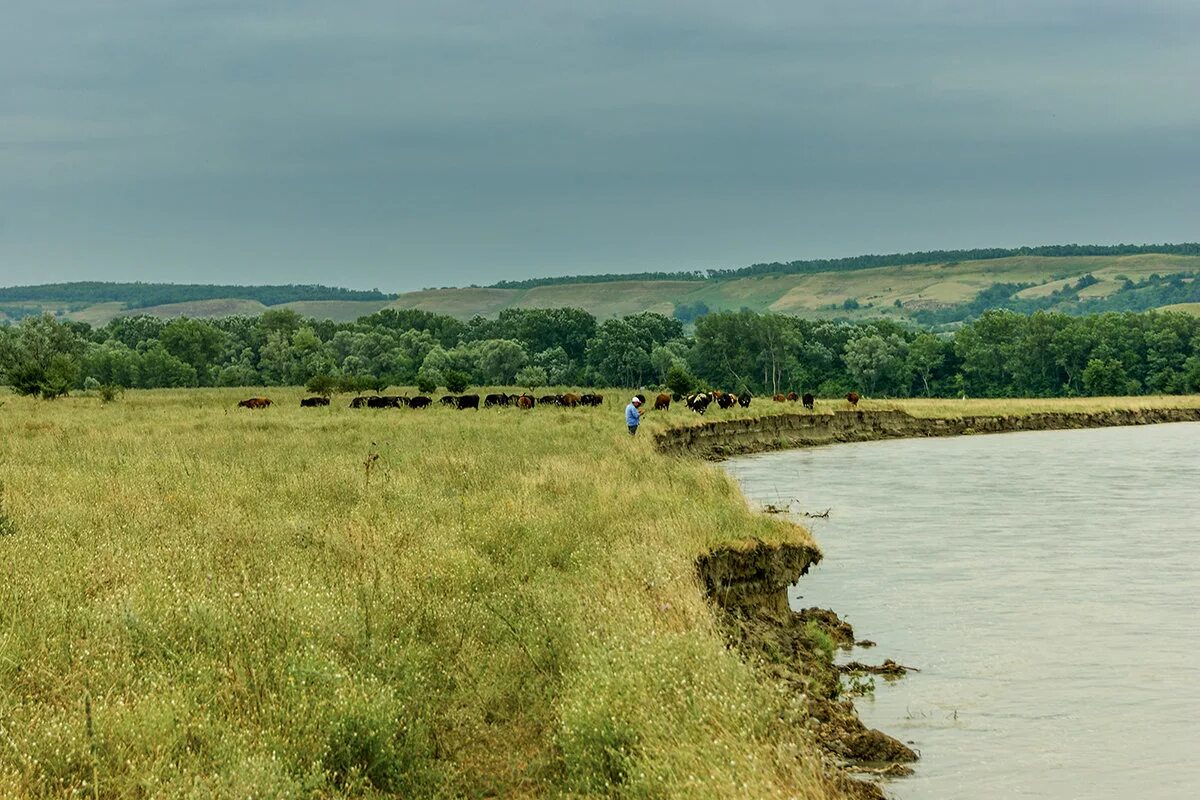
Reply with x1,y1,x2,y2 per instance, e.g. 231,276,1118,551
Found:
723,422,1200,800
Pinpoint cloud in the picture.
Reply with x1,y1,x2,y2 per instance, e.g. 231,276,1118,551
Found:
1,1,1197,289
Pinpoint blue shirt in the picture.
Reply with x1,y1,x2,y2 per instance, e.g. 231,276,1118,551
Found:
625,403,641,426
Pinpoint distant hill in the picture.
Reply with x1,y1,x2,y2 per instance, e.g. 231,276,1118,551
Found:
3,246,1200,326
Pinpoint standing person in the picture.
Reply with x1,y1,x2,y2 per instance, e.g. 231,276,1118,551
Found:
625,396,643,435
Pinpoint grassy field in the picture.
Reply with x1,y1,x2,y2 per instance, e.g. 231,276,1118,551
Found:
12,253,1200,325
5,388,1199,798
0,388,837,799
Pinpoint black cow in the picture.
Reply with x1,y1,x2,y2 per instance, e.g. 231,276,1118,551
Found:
802,393,815,410
454,394,480,410
539,395,559,406
350,396,369,408
409,396,432,409
484,393,511,408
300,396,330,407
716,393,736,410
686,392,712,414
737,391,752,408
580,393,603,407
440,395,457,406
367,395,403,409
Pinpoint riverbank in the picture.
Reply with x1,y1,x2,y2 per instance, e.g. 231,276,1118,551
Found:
655,405,1200,460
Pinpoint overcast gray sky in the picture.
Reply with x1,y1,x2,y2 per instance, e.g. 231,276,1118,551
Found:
3,1,1197,291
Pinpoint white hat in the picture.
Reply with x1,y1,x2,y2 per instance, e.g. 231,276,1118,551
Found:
631,396,641,404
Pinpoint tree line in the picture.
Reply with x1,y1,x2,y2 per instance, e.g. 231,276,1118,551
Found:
486,243,1200,289
0,282,396,309
2,306,1200,400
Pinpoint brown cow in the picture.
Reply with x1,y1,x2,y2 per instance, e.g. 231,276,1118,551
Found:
786,391,799,402
559,392,581,408
846,391,861,407
773,393,786,402
237,397,271,409
517,394,535,410
654,393,671,411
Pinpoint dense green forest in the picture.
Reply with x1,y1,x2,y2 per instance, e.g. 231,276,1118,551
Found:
0,282,396,309
490,242,1200,289
3,304,1199,399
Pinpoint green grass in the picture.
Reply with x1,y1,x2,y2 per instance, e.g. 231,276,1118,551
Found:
0,388,833,799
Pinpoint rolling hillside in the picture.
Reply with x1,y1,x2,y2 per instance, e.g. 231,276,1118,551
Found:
2,251,1199,326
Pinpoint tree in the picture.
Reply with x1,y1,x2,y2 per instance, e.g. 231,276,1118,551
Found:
416,370,439,394
516,366,548,390
1082,358,1136,396
476,339,528,384
444,369,470,393
843,334,907,395
587,319,650,387
906,333,946,396
306,373,338,397
665,363,695,397
41,354,80,398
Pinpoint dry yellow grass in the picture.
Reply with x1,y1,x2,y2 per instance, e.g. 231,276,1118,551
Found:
0,388,832,799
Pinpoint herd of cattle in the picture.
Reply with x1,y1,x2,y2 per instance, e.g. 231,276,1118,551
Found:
237,389,862,413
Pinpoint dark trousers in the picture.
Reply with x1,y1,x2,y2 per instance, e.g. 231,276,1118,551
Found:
628,425,638,436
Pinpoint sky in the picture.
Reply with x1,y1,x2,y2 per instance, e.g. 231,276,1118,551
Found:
2,1,1198,292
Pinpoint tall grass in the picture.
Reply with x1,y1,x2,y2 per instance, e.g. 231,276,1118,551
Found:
0,388,832,799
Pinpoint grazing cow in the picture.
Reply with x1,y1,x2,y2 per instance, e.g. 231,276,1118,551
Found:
440,395,457,406
716,393,736,410
580,393,603,407
409,396,432,409
786,391,799,402
300,396,329,407
560,392,581,408
350,396,369,409
654,393,671,411
367,395,403,409
237,397,272,409
484,393,511,408
454,394,480,410
846,391,860,407
773,394,786,403
802,393,815,410
539,395,559,406
686,392,712,414
671,392,683,402
517,394,535,410
738,391,752,408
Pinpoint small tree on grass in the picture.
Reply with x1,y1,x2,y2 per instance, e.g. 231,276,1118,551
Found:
665,363,695,397
515,366,547,392
416,369,439,395
306,373,338,397
444,369,470,393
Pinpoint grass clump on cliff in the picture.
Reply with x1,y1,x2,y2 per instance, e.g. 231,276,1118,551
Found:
0,388,834,799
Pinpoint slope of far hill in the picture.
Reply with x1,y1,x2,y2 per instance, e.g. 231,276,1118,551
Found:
3,248,1200,326
387,253,1200,322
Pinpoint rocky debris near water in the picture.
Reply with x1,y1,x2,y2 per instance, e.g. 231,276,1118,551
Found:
799,606,857,648
840,658,917,678
698,544,917,796
855,639,877,648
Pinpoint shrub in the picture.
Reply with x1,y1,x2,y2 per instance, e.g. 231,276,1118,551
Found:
665,363,695,397
98,384,124,404
443,369,470,393
306,373,338,397
515,365,548,390
415,370,439,394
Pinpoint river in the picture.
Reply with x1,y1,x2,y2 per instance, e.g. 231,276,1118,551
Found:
723,422,1200,800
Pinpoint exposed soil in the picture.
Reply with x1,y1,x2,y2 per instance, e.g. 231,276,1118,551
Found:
697,542,917,799
657,407,1200,460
